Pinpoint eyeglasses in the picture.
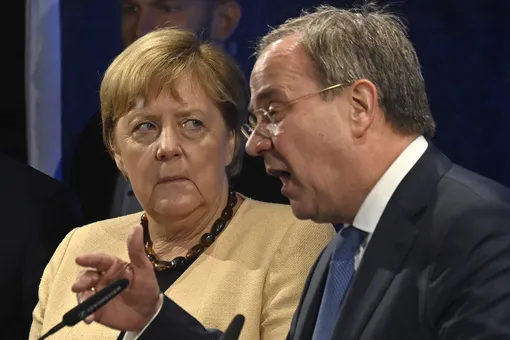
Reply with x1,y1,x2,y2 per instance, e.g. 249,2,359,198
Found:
241,83,346,139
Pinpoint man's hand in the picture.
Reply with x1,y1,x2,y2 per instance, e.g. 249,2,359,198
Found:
71,225,162,332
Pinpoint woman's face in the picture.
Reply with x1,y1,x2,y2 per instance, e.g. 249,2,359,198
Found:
112,79,235,219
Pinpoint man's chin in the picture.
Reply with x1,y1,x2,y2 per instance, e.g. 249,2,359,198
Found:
289,199,336,225
289,199,317,221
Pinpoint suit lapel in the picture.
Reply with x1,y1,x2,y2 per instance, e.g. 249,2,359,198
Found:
331,143,453,340
332,204,418,340
292,241,336,340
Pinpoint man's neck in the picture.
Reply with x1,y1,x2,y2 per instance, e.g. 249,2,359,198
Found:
348,133,419,220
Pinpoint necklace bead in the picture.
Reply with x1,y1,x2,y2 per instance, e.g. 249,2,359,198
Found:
142,186,237,272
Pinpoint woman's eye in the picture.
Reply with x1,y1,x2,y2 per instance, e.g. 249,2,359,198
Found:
182,119,204,130
135,121,157,132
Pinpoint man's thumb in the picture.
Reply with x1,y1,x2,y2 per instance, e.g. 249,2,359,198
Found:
127,224,150,269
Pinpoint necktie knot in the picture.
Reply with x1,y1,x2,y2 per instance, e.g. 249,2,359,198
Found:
331,226,367,261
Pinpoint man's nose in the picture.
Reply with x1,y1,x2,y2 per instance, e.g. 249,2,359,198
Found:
245,133,272,157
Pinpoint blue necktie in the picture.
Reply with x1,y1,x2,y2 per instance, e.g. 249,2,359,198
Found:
312,226,367,340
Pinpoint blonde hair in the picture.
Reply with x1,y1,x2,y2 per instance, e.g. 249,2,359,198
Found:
100,27,249,177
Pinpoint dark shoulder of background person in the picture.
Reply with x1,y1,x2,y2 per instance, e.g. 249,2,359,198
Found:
69,110,119,224
0,153,83,339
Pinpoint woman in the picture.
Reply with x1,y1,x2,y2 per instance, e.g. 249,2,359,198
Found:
30,28,335,340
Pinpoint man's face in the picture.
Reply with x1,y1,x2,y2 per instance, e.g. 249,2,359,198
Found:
246,36,363,223
120,0,231,47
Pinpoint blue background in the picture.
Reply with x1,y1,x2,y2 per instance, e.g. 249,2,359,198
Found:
59,0,510,188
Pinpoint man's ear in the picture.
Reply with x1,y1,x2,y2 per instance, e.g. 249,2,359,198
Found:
347,79,378,138
210,1,241,43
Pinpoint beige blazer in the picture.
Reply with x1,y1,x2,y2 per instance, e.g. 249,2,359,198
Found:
30,198,335,340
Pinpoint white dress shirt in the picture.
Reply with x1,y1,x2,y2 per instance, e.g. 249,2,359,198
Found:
125,136,429,339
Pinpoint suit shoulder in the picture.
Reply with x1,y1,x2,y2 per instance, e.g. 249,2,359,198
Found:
429,168,510,263
0,154,60,190
442,165,510,205
430,165,510,229
0,154,77,204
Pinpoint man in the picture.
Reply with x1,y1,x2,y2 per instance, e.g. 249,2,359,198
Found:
0,154,82,339
69,3,510,339
70,0,286,225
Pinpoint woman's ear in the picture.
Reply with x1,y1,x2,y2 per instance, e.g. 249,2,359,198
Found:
111,140,126,178
225,130,236,166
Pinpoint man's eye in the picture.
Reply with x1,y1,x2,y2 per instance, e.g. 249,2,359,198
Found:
248,114,258,126
268,105,282,115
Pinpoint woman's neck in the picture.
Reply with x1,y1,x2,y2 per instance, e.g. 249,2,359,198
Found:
146,187,238,261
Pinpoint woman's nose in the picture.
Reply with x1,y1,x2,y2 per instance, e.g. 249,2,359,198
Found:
156,128,181,160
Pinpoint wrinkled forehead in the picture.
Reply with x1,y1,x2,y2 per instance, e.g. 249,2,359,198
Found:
145,76,214,106
114,74,211,122
249,37,315,110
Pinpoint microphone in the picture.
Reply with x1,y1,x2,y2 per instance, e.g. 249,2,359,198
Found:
220,314,245,340
38,278,129,340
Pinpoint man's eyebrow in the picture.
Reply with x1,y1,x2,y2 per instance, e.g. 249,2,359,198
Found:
248,87,281,113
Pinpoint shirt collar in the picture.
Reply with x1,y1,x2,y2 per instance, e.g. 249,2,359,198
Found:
352,136,428,235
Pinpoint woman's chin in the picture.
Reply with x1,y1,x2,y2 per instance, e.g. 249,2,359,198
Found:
148,197,200,218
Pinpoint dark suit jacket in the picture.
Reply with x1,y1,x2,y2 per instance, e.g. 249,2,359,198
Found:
0,154,83,339
70,111,288,224
289,144,510,340
138,144,510,340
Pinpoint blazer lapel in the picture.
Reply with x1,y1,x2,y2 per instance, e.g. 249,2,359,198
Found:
292,241,336,340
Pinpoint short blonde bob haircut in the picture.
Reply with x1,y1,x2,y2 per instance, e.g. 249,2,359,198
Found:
100,27,249,177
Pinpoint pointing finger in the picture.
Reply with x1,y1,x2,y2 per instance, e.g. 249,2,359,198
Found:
127,225,151,269
75,252,115,272
71,269,101,293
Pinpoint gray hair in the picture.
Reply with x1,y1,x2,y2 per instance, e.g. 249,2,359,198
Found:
256,3,436,138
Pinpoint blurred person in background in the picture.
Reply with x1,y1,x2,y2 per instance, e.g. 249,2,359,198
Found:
0,153,82,340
